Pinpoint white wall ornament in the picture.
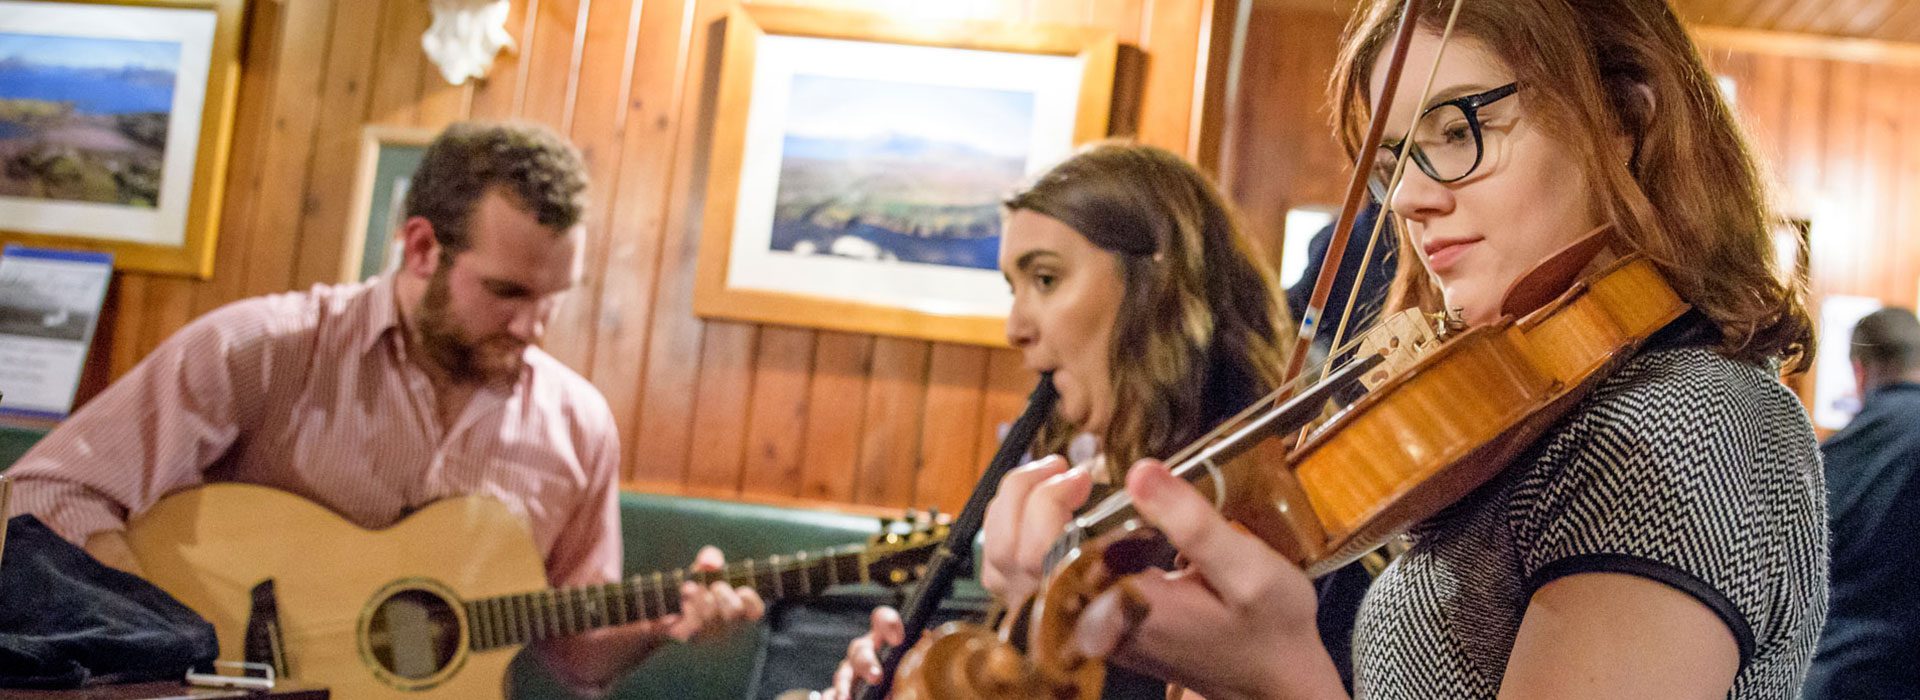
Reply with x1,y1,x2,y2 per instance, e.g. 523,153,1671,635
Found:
422,0,516,86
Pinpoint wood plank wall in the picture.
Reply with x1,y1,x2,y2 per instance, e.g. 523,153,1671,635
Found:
72,0,1234,515
1225,7,1920,355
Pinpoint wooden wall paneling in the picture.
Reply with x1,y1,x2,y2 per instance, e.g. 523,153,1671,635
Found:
469,0,533,119
1862,62,1901,297
415,57,476,130
590,0,702,458
1745,53,1793,193
685,321,761,496
515,0,586,130
138,279,197,361
738,327,818,499
367,0,428,126
1827,0,1896,38
106,276,149,378
545,0,645,377
184,0,287,319
1224,8,1348,275
289,0,388,289
232,0,337,304
629,0,736,488
1783,57,1827,276
1091,0,1144,39
853,338,931,507
1135,0,1204,152
913,344,991,512
799,331,876,502
971,349,1036,478
513,0,595,370
1029,0,1090,25
1822,60,1864,296
1899,65,1920,307
1093,0,1145,139
1189,0,1247,173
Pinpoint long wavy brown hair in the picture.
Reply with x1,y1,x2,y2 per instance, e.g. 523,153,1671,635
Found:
1005,141,1292,477
1331,0,1813,372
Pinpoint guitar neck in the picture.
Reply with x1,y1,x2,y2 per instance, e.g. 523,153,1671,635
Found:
463,543,870,650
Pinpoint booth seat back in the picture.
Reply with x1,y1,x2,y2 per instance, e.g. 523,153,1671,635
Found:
509,491,887,699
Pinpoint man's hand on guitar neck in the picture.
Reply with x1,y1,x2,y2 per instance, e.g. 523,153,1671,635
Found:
535,545,766,696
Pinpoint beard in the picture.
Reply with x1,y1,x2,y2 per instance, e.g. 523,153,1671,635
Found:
415,264,527,384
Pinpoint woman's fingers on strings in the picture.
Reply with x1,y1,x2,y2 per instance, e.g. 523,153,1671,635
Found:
982,455,1069,595
1124,459,1287,607
1015,464,1095,577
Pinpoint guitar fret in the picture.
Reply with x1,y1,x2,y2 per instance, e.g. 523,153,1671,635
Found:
518,593,534,644
541,589,558,639
613,581,630,625
652,571,668,618
491,598,507,648
498,597,513,645
502,595,518,646
768,555,785,599
566,587,581,635
563,587,580,636
483,599,500,649
586,585,602,629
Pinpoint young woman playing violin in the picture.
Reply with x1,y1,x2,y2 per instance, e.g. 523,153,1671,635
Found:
979,0,1826,699
818,141,1387,699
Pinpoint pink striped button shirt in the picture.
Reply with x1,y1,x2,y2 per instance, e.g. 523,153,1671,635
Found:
7,274,622,587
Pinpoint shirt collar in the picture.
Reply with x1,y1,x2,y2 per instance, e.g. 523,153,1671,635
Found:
359,272,404,356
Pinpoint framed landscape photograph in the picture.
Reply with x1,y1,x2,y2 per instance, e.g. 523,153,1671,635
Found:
693,5,1117,347
0,0,244,278
341,126,435,283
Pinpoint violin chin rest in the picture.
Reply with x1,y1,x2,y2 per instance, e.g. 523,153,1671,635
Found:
1500,223,1615,319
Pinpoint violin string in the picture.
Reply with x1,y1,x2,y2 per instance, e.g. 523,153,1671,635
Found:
1319,0,1467,380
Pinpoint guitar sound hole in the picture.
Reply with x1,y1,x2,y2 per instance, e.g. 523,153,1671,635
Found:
366,588,460,680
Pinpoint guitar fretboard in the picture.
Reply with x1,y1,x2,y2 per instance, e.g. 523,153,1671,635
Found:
464,544,869,650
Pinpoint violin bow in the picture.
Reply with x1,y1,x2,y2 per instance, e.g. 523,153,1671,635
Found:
1282,0,1468,387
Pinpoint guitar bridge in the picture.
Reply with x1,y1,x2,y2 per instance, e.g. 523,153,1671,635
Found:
245,579,290,679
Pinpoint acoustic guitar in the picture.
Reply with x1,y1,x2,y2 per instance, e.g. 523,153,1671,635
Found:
123,483,945,699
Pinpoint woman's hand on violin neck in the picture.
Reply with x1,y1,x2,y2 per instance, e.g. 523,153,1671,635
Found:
821,606,905,700
981,455,1093,603
1088,460,1349,700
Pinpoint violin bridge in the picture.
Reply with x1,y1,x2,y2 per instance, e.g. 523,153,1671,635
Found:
1355,308,1445,390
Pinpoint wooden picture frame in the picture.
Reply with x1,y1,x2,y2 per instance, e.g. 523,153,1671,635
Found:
0,0,246,279
341,126,436,284
693,5,1117,347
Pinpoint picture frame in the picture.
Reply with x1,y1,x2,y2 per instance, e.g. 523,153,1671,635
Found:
693,5,1117,347
0,0,246,279
341,126,436,283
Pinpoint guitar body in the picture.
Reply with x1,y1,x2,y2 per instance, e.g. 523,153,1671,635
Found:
126,483,545,699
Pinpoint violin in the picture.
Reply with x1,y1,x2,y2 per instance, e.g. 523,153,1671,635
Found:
868,1,1692,697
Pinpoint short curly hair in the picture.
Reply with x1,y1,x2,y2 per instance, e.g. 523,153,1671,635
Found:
404,121,589,254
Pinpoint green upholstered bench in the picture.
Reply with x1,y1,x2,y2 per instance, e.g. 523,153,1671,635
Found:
0,423,45,473
508,492,895,699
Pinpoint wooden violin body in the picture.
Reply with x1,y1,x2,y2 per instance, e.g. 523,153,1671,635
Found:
887,249,1690,699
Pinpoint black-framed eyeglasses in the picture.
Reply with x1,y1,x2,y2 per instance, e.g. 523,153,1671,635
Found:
1369,82,1520,202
